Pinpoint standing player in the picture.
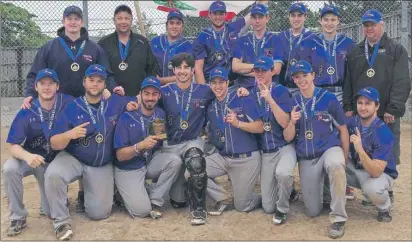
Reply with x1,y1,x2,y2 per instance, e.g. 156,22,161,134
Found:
3,69,73,237
98,4,158,96
250,56,296,224
277,2,314,95
193,1,264,84
113,77,182,219
23,5,123,108
232,4,283,89
45,64,129,240
151,9,192,85
283,60,349,239
299,5,355,104
346,87,397,222
205,67,264,215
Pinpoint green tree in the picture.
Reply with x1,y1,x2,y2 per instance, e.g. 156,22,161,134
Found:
0,2,50,48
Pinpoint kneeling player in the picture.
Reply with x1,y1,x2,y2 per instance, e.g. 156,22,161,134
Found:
283,61,349,239
113,77,182,219
3,69,73,237
346,87,397,222
205,67,264,215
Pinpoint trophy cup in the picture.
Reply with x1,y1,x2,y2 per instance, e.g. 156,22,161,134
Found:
149,118,167,140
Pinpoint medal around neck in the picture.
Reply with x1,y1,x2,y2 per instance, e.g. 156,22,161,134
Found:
216,52,223,61
168,61,173,70
305,130,313,140
264,122,272,132
367,68,375,78
71,62,80,72
119,62,128,71
290,59,297,66
180,120,189,130
149,118,167,140
327,66,335,75
95,133,104,143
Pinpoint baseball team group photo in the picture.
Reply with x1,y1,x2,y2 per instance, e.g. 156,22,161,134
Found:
0,0,411,241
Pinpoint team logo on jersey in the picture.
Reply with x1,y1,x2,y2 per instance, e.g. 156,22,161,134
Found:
31,136,45,149
315,111,332,122
77,115,84,120
264,49,273,57
378,49,386,53
77,137,91,147
130,123,136,128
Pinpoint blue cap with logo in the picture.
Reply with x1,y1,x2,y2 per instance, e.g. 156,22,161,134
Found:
289,2,307,14
291,60,313,75
167,9,184,21
253,56,274,71
362,9,383,24
251,4,268,16
85,64,107,79
63,5,83,18
209,67,229,81
209,1,226,13
35,69,59,84
320,5,339,18
355,87,380,103
141,76,161,91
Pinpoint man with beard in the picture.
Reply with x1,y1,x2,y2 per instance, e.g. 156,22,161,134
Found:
98,4,158,96
277,2,315,95
113,77,182,219
283,60,349,239
249,56,296,225
45,64,130,240
204,67,264,216
193,1,267,84
151,9,192,85
3,69,73,237
346,87,397,222
232,4,283,89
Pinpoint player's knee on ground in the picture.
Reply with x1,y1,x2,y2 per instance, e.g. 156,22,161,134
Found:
361,179,389,207
125,201,151,219
305,204,323,217
262,202,276,214
85,198,113,220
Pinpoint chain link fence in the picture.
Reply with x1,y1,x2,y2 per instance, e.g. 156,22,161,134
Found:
1,1,411,126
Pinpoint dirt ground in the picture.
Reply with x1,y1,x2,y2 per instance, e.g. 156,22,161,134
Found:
0,124,411,241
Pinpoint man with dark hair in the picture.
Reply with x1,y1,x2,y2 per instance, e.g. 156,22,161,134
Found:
151,9,192,85
98,4,158,96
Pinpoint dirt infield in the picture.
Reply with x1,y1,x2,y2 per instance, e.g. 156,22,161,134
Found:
1,124,411,240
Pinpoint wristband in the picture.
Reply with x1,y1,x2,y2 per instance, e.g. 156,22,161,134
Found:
133,143,140,154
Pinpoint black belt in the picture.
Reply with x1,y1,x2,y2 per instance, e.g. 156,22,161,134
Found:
223,152,252,159
262,147,281,154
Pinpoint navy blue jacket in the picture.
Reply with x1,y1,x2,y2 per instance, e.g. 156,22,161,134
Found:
25,27,117,98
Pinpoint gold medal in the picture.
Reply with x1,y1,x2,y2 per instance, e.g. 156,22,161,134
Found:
305,130,313,140
180,121,188,130
71,62,80,72
168,61,173,69
119,62,128,71
216,52,223,61
327,66,335,75
263,122,272,132
367,68,375,78
95,133,104,143
290,59,297,66
219,136,226,143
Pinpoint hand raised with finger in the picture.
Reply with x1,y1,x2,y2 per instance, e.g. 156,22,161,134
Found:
290,105,302,124
67,122,90,140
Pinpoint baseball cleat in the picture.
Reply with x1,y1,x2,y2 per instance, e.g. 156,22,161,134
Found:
150,204,163,219
56,224,73,241
290,188,299,202
208,202,233,216
377,211,392,222
75,191,85,213
328,221,345,239
7,219,27,237
190,210,206,225
273,211,288,225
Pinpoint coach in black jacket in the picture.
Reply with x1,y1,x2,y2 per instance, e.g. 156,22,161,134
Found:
343,9,411,165
98,5,158,96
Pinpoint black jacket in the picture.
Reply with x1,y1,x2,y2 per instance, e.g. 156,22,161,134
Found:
98,31,158,96
343,32,411,117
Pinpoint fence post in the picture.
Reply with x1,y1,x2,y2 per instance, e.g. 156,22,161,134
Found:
83,0,89,30
400,1,411,122
17,46,24,96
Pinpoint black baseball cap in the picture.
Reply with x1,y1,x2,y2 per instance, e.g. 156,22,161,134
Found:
63,5,83,19
114,4,132,16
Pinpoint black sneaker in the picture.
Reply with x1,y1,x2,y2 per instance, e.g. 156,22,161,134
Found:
388,191,394,204
191,210,207,225
56,224,73,241
290,188,299,202
272,210,288,225
328,221,345,239
377,211,392,222
170,199,187,209
208,202,233,216
150,204,163,219
7,219,27,236
75,191,85,213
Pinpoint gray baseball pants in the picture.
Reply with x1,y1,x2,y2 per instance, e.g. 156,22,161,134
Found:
298,146,348,223
114,151,182,218
44,151,114,231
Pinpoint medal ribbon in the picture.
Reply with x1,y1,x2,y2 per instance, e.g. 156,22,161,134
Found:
58,37,86,62
300,88,319,120
214,92,230,135
118,39,130,62
163,35,178,68
37,98,58,141
252,32,267,58
256,83,273,121
212,27,226,55
289,28,305,52
83,97,105,137
172,83,193,122
321,34,338,68
364,38,381,69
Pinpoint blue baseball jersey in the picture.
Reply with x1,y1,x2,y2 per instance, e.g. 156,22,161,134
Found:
192,18,245,82
113,107,166,170
51,94,132,167
206,91,261,156
232,32,283,88
7,93,74,163
347,115,398,179
151,35,193,78
277,29,315,88
299,33,356,87
251,83,293,152
293,88,346,159
160,83,214,145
